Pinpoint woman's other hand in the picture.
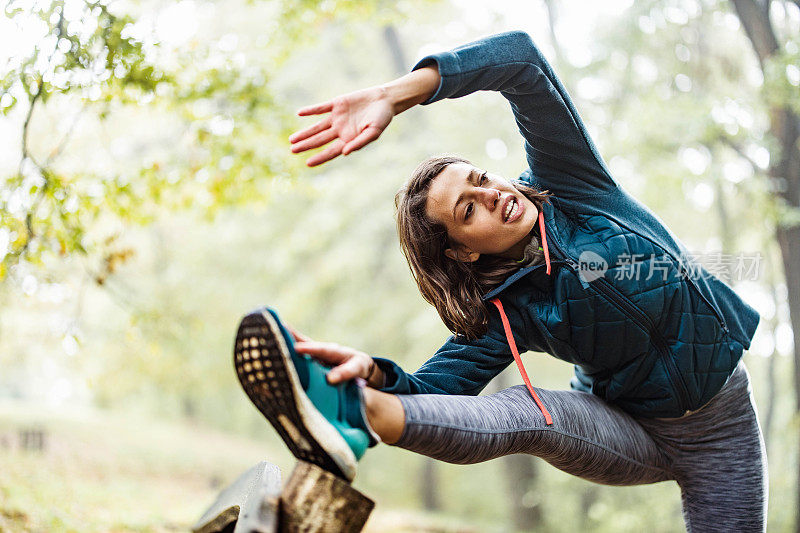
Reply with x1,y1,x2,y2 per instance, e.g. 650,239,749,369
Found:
294,340,385,389
289,87,394,167
289,65,440,167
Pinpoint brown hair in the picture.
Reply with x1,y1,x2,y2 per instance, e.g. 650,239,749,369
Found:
395,155,550,339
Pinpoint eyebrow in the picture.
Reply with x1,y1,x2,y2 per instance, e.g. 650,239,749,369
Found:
452,169,479,223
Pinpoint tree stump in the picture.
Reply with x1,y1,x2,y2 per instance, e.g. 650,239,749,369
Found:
279,462,374,533
193,461,374,533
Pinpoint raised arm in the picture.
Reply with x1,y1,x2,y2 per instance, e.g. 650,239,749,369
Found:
291,31,617,198
412,30,616,197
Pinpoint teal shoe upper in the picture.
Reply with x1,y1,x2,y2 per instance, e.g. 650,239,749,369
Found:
264,307,372,459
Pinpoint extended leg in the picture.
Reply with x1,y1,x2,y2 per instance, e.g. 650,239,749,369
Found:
378,385,673,486
363,387,405,444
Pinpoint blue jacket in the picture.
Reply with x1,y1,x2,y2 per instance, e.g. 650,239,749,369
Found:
374,31,760,418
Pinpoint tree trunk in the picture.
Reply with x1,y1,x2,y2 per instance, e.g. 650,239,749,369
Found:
761,246,784,451
728,1,800,529
776,226,800,413
503,453,543,529
382,25,407,76
580,485,600,529
764,340,777,448
494,371,543,530
420,457,442,511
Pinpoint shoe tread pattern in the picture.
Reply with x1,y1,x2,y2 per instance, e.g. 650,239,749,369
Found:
234,312,348,479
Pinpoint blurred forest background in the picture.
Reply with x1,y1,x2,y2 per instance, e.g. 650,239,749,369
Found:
1,0,799,531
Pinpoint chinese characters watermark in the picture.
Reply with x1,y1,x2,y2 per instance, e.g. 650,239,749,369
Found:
605,252,763,283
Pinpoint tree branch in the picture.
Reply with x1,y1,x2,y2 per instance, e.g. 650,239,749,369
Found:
20,7,66,167
45,103,87,166
542,0,564,66
718,136,763,171
14,6,67,260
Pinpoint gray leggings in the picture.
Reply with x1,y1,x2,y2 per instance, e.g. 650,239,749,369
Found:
394,362,767,532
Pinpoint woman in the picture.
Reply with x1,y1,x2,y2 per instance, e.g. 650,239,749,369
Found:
235,31,767,531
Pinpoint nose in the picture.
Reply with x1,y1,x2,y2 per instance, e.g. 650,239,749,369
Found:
478,188,501,210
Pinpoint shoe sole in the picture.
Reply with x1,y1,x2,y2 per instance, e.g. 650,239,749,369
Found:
233,310,357,481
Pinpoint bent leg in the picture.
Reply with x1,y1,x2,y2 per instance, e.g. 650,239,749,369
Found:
638,363,768,532
394,385,672,486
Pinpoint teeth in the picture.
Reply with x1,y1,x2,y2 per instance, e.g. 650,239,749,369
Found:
505,198,518,221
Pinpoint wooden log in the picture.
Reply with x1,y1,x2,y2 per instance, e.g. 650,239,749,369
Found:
279,462,374,533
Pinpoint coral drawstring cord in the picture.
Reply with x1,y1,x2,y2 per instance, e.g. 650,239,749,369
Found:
489,298,553,425
538,210,551,275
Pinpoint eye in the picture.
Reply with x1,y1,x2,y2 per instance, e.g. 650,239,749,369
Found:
462,173,487,221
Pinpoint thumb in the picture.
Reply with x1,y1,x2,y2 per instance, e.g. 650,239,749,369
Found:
327,356,370,384
342,125,382,156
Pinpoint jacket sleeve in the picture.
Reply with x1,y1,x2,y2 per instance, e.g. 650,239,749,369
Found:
373,311,526,395
412,30,617,199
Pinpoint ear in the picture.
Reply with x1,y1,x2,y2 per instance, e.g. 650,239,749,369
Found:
445,246,480,263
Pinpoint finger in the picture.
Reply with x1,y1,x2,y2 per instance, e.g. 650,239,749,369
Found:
289,116,332,144
297,101,333,116
342,125,382,156
286,324,312,343
306,138,345,167
293,341,351,365
290,127,339,154
327,357,370,384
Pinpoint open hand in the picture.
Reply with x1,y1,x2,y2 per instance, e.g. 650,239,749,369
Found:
289,86,394,167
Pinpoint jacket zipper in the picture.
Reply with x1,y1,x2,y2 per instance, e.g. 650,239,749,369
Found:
599,214,730,335
591,277,692,411
544,224,691,412
680,270,730,334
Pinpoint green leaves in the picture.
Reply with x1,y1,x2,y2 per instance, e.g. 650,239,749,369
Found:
1,0,437,284
2,0,165,276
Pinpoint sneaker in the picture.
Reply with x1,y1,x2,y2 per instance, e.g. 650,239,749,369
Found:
233,307,377,481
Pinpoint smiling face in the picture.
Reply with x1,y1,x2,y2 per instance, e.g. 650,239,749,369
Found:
425,163,539,262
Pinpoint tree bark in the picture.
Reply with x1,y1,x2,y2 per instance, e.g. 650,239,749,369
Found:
729,1,800,530
280,462,374,533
